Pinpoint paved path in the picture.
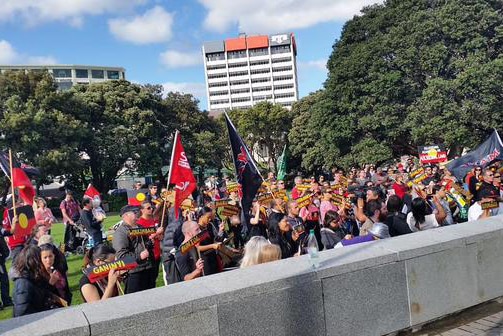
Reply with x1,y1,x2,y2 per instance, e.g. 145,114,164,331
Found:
411,300,503,336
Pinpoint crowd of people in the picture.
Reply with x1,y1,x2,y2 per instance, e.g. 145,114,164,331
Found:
0,156,502,318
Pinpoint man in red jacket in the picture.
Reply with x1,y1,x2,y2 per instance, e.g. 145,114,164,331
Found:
136,201,162,289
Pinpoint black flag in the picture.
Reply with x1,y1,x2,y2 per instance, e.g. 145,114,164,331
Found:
446,130,503,180
224,113,262,234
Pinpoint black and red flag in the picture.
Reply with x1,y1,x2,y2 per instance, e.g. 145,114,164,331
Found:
8,205,36,237
0,151,36,205
224,113,262,232
168,130,197,219
127,189,148,206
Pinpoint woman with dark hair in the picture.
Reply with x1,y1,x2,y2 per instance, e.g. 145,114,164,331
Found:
320,210,348,250
12,245,61,317
196,207,223,275
406,196,446,232
79,244,120,303
40,244,72,305
268,214,299,259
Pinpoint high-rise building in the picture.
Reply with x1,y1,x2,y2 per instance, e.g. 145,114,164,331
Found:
202,33,299,114
0,65,126,91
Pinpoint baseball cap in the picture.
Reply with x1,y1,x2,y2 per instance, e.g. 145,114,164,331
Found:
120,205,140,216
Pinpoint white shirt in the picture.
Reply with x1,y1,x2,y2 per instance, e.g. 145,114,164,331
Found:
407,213,439,232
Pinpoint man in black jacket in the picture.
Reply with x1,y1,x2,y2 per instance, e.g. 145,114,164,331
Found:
80,197,103,247
161,207,183,285
385,195,412,237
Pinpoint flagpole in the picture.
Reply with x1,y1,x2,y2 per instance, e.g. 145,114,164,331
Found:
8,150,17,230
160,130,178,227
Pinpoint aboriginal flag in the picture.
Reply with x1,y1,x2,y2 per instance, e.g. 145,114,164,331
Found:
127,189,148,206
8,205,36,237
224,113,262,234
0,151,36,206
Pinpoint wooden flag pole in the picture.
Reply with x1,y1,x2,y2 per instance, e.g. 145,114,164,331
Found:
160,130,179,228
8,150,17,232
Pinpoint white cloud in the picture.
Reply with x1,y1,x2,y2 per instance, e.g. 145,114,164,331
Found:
159,50,202,68
198,0,384,33
162,82,206,100
0,0,146,27
108,6,174,45
298,59,328,71
0,40,57,65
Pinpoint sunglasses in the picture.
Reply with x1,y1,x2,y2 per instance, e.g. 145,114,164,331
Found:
143,206,153,210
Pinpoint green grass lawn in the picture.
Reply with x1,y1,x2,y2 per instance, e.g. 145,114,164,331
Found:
0,214,165,321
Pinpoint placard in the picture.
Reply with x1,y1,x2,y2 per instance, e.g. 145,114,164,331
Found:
180,230,210,254
418,144,448,164
296,194,312,208
226,182,240,194
84,256,138,283
128,227,157,237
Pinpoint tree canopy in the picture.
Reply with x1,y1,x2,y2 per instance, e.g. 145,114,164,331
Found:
290,0,503,171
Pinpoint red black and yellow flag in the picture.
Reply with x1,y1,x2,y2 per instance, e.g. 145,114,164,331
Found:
9,205,36,237
127,189,148,206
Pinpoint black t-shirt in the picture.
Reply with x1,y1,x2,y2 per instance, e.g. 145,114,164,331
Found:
175,249,198,280
79,274,103,302
385,213,413,237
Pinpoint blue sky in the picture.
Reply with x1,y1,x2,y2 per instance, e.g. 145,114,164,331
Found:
0,0,382,110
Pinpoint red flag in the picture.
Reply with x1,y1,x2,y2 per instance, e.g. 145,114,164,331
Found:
12,168,35,206
169,131,196,218
84,184,101,200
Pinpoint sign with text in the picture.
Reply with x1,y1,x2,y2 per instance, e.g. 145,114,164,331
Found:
418,144,448,164
84,256,138,283
296,194,313,208
180,230,210,255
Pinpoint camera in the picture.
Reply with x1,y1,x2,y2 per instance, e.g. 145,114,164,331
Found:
293,222,305,234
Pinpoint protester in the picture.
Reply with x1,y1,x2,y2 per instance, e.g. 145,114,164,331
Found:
468,188,498,221
385,195,412,237
27,224,49,246
34,197,55,233
60,191,81,252
196,207,223,275
175,221,204,281
320,210,348,249
392,174,408,200
240,236,269,268
161,203,184,285
112,205,152,294
80,244,120,303
249,201,268,239
2,206,28,263
12,245,62,317
40,243,71,304
407,196,446,232
320,188,338,225
291,176,304,200
137,201,162,289
269,214,300,259
0,223,12,309
335,222,390,248
80,197,103,247
146,184,159,206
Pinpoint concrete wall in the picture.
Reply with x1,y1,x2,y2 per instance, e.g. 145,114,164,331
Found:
2,217,503,336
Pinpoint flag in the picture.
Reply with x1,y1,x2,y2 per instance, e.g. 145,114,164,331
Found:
127,189,148,206
446,130,503,180
168,131,197,219
224,113,262,233
277,143,288,181
9,205,36,237
0,151,36,205
84,184,101,200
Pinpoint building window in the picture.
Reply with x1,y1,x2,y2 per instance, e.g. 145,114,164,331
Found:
230,80,249,86
210,99,229,105
272,57,292,63
249,48,269,57
250,68,270,75
273,75,293,81
207,64,227,70
56,81,73,90
209,82,228,88
75,69,88,78
208,73,228,79
252,86,272,92
91,70,104,79
272,66,293,72
271,45,291,54
229,71,248,77
209,91,228,96
121,72,126,79
251,77,270,83
230,88,250,94
227,50,247,59
250,60,270,66
253,94,273,101
231,97,251,103
107,71,120,79
274,84,294,90
275,92,295,99
207,52,225,61
53,69,72,78
228,62,248,68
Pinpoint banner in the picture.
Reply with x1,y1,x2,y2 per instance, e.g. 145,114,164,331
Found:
296,194,313,208
180,230,210,255
226,182,240,194
128,226,157,237
9,205,36,237
273,190,287,200
168,131,197,219
418,144,448,164
225,113,262,234
276,143,288,181
446,130,503,180
127,189,148,206
257,192,274,206
84,256,138,283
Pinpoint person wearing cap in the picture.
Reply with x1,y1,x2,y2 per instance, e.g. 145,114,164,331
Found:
335,207,390,248
468,183,500,222
112,205,153,294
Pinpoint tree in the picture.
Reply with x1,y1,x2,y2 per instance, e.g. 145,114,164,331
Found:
228,102,293,174
293,0,503,170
